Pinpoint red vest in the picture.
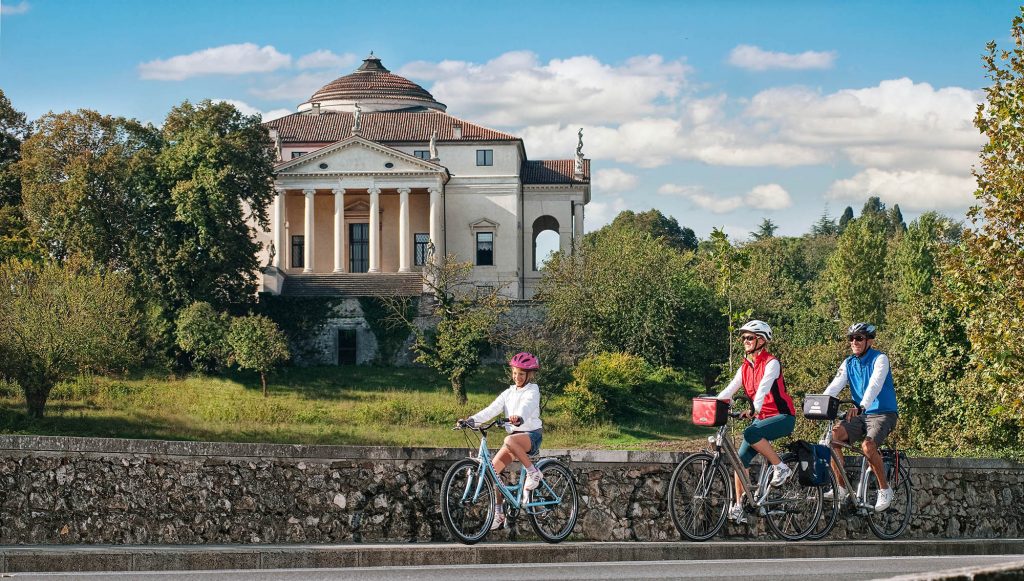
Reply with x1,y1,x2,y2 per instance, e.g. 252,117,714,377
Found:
741,350,794,420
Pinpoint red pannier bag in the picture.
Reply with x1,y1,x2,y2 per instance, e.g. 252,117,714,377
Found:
692,397,729,427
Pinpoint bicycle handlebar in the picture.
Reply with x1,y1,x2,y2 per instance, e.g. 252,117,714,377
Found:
452,417,514,432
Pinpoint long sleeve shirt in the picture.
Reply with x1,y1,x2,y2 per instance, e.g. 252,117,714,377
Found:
716,359,781,416
470,383,543,432
824,352,891,410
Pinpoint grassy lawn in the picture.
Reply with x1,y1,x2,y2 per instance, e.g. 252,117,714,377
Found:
0,366,712,451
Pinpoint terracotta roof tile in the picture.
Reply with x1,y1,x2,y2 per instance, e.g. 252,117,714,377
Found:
265,110,519,144
521,159,590,184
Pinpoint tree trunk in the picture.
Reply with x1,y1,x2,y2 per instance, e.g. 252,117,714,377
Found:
261,372,267,397
24,385,52,419
452,374,467,405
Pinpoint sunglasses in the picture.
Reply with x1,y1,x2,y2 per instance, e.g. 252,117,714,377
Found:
741,335,759,342
848,335,867,343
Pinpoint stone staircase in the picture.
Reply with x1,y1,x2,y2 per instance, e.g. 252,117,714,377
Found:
280,273,423,297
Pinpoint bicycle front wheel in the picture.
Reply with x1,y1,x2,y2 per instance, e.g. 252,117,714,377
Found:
440,458,495,545
668,452,730,541
527,459,578,543
867,463,912,539
764,453,822,541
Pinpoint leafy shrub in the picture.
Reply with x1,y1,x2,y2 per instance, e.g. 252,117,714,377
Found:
561,352,695,422
175,302,230,371
561,383,606,423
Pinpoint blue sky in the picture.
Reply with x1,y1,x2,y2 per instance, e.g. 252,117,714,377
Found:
1,0,1018,238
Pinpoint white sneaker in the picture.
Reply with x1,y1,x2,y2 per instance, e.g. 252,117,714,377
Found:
524,469,543,491
875,487,894,512
823,485,847,500
490,509,506,530
727,502,747,524
770,463,792,486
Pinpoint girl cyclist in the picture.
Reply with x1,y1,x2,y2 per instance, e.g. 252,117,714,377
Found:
715,320,797,523
460,351,544,530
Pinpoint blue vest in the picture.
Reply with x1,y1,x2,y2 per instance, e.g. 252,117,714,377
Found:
845,348,898,414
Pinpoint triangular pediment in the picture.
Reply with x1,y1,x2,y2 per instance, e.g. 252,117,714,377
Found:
469,218,501,230
276,136,443,175
345,200,370,213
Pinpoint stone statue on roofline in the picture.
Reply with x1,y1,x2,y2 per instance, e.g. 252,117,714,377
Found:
574,127,584,175
352,103,362,135
429,130,438,161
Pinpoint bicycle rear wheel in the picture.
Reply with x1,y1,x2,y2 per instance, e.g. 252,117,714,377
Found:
527,459,578,543
668,452,730,541
440,458,495,545
867,463,912,539
805,468,840,540
764,453,822,541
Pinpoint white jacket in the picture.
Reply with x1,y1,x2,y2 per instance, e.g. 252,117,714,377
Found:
470,383,543,433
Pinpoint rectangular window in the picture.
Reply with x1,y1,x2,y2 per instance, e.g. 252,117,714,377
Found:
337,328,357,365
291,151,307,159
476,232,494,266
414,233,430,266
291,235,304,268
413,150,430,160
349,223,369,273
476,149,493,166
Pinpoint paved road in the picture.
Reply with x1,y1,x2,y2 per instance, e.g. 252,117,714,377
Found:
8,555,1024,580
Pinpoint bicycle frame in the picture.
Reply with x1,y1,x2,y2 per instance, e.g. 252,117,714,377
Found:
818,419,879,515
459,423,562,514
706,423,773,512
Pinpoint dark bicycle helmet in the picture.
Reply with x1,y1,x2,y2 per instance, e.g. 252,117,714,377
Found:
846,322,877,339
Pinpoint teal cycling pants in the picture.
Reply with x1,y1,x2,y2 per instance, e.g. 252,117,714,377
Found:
738,414,795,467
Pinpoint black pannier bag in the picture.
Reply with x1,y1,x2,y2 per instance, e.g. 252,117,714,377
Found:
789,440,831,487
803,394,840,421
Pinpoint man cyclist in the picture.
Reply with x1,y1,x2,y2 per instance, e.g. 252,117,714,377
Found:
715,320,796,524
822,322,898,512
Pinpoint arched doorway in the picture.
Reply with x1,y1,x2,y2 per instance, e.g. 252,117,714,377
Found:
532,215,560,271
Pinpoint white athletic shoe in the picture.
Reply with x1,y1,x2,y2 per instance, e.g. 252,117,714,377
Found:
823,485,848,500
770,463,792,486
490,509,506,530
727,502,747,524
524,470,544,491
875,487,894,512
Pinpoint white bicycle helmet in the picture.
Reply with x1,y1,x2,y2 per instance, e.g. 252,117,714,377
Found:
739,320,773,342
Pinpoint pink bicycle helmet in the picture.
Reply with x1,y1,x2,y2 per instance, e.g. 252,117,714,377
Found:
508,352,540,370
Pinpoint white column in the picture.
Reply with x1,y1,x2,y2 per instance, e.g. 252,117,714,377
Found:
272,187,285,269
333,188,345,272
368,187,380,272
303,188,315,273
573,201,584,251
428,186,443,263
398,187,411,272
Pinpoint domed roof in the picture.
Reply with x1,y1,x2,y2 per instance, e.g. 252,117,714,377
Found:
301,53,446,112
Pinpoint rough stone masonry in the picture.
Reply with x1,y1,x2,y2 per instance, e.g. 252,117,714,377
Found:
0,436,1020,545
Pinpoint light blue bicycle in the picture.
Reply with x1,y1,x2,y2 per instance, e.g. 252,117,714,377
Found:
441,418,579,544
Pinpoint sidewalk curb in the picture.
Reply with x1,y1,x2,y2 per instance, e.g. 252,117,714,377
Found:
1,539,1022,573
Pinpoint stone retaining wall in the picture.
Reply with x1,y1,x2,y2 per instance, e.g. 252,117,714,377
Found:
0,436,1020,545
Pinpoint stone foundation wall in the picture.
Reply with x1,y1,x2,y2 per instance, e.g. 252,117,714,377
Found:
0,436,1020,545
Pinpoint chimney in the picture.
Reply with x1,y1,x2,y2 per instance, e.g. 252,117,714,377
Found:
452,125,462,139
312,102,322,115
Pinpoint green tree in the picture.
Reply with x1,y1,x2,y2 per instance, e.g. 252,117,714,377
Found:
540,227,719,375
751,217,779,240
888,204,907,235
0,260,141,417
820,212,889,326
810,208,839,237
155,100,276,313
226,314,290,397
947,10,1024,427
175,301,231,371
838,206,854,232
0,88,29,208
600,209,698,252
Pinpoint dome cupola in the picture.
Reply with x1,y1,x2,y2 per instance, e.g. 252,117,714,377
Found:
298,52,446,113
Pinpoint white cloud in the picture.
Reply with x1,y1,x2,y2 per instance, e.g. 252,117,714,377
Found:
728,45,836,71
139,43,291,81
0,1,29,15
214,99,292,122
584,195,629,232
659,182,792,214
250,71,338,101
827,168,977,210
297,50,357,70
400,51,691,127
594,168,639,193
